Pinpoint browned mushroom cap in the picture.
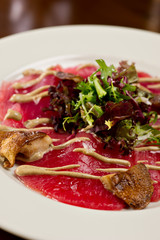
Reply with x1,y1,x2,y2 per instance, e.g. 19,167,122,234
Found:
0,131,52,168
55,72,83,83
100,164,154,209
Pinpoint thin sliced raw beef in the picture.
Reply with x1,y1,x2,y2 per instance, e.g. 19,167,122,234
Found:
1,63,160,210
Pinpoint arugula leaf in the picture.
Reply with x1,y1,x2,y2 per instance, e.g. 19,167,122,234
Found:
86,102,104,118
106,83,129,103
72,99,81,111
96,59,116,86
76,80,97,103
93,76,107,99
148,111,158,124
76,80,92,93
123,84,136,93
79,93,94,126
92,105,104,118
110,81,118,102
74,64,110,126
63,113,79,131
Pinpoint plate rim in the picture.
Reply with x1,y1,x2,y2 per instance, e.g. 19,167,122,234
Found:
1,24,160,41
0,25,160,240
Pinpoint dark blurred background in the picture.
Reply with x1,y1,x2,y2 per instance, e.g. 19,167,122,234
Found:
0,0,160,39
0,0,160,239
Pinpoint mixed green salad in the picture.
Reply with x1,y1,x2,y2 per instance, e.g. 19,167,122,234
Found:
47,59,160,153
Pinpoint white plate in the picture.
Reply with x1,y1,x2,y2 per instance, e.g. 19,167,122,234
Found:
0,25,160,240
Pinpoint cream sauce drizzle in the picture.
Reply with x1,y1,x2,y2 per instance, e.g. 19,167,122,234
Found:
16,137,90,162
52,137,90,150
4,109,22,121
77,63,97,70
138,77,160,83
137,160,148,163
133,83,151,93
145,164,160,171
52,138,60,142
153,180,158,184
17,164,80,171
12,70,56,89
24,118,51,128
16,164,79,174
97,162,160,173
96,168,127,173
135,146,160,151
10,85,49,103
47,66,56,71
80,125,93,132
152,125,160,129
23,69,43,76
16,165,100,179
147,83,160,89
0,125,53,132
73,148,130,166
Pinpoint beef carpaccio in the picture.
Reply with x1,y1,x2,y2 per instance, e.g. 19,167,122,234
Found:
0,59,160,210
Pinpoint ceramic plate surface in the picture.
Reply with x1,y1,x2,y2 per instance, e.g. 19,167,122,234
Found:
0,25,160,240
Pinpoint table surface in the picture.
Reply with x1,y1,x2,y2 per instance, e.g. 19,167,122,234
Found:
0,0,160,239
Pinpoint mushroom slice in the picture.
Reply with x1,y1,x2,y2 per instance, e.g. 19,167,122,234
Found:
0,131,52,168
100,164,154,209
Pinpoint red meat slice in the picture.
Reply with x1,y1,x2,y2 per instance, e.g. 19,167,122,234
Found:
1,65,160,210
17,130,160,210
